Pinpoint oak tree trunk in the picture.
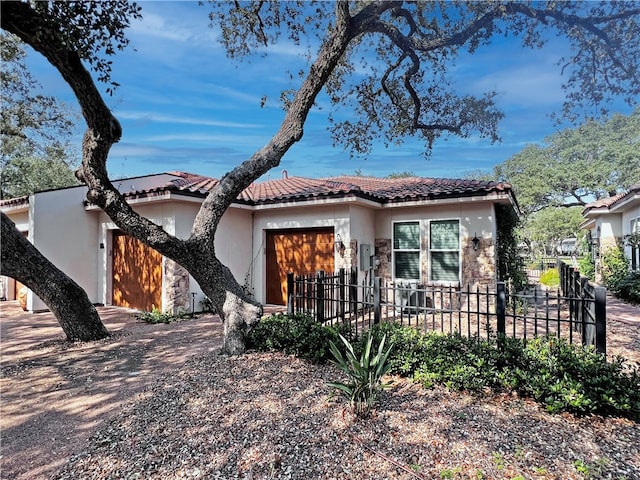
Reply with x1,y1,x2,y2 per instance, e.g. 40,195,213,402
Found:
183,254,262,355
1,213,109,341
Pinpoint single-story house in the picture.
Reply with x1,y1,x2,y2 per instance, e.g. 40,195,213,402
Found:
1,171,518,313
580,182,640,273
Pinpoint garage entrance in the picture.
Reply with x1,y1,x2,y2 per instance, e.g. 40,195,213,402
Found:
112,231,162,311
265,228,335,305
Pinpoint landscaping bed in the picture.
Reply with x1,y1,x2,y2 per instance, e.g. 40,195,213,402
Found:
52,351,640,480
1,302,639,480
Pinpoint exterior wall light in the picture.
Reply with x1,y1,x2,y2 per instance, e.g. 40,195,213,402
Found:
471,233,480,251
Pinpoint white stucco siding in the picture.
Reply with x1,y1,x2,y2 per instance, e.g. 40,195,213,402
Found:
375,202,495,244
30,186,98,311
622,206,640,235
1,209,30,301
597,216,622,250
5,210,29,232
251,204,349,304
374,201,496,284
216,207,254,292
345,205,376,274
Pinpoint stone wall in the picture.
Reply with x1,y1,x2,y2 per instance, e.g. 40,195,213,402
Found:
462,238,495,289
374,238,392,281
163,258,190,314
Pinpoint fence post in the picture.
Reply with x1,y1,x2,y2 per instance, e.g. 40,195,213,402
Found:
594,286,607,355
373,277,381,325
287,272,294,315
349,267,358,314
579,276,590,344
316,271,325,323
496,281,506,337
338,268,346,322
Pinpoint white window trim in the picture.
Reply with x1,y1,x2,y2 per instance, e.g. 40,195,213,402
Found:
428,218,461,285
392,220,421,282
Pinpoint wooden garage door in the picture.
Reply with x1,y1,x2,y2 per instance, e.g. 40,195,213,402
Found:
112,231,162,311
266,228,335,305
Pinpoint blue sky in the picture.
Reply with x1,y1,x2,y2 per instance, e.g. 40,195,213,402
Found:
26,1,635,181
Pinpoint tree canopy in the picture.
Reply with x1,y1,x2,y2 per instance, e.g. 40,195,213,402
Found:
3,0,640,352
494,109,640,215
519,206,585,257
209,2,640,158
0,33,80,198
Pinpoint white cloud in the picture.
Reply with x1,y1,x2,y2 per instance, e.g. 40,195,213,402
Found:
470,66,565,108
116,110,263,129
128,5,217,46
143,133,270,145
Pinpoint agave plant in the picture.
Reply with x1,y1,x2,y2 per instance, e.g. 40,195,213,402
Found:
328,331,394,417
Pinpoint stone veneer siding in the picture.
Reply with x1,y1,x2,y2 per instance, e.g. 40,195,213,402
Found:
374,236,495,288
163,258,190,314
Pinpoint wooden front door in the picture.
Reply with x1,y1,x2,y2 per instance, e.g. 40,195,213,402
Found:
265,228,335,305
112,231,162,311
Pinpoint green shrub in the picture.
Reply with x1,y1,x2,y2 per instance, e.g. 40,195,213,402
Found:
244,313,347,363
616,270,640,304
363,322,426,375
375,325,640,419
516,337,640,417
199,296,215,313
413,333,501,392
599,246,630,292
578,255,595,280
247,315,640,419
539,268,560,287
135,307,183,324
328,331,394,417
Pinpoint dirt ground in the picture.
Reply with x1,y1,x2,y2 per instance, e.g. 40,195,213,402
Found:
0,298,638,480
0,303,230,480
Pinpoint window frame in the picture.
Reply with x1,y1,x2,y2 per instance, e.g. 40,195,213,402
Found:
428,219,461,284
392,220,421,281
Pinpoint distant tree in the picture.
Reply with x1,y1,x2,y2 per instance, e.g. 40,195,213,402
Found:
494,110,640,215
462,169,494,182
0,33,79,199
4,1,640,354
387,171,415,179
519,207,584,256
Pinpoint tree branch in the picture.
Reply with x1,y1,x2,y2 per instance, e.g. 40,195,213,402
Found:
1,1,185,257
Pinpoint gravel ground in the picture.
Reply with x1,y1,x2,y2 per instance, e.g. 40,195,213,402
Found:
51,352,639,480
1,299,639,480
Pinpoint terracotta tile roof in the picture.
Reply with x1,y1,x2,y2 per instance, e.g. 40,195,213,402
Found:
121,171,513,205
582,182,640,213
166,171,219,195
326,176,511,202
118,172,220,200
1,171,513,210
240,175,512,204
239,177,362,203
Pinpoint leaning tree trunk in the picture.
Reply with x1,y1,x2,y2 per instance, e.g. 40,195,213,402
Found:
1,213,109,341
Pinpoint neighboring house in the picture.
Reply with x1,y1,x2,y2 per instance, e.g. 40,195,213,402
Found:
580,182,640,273
1,171,518,313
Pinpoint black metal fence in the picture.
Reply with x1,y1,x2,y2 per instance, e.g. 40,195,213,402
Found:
522,255,558,283
287,266,606,354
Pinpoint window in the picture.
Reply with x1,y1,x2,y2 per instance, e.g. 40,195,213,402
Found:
393,222,420,280
430,220,460,282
